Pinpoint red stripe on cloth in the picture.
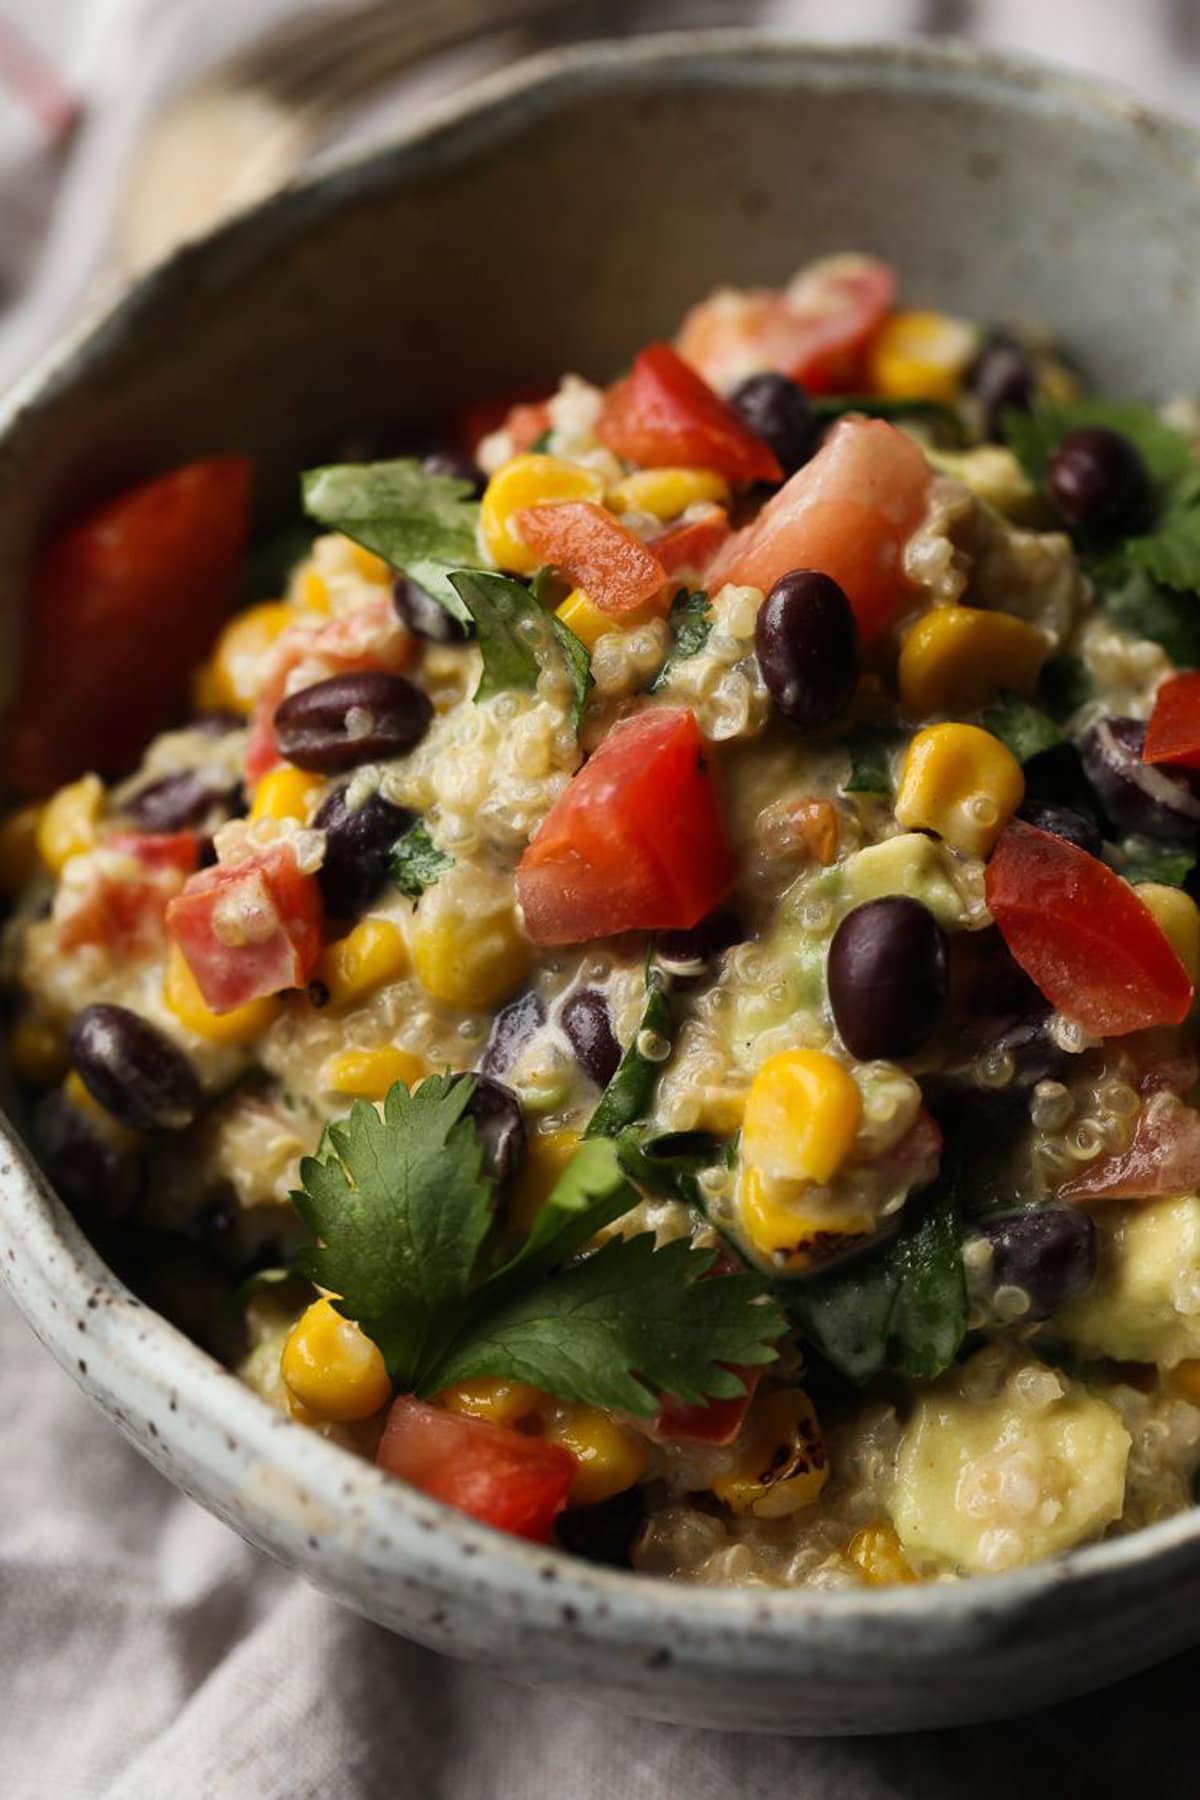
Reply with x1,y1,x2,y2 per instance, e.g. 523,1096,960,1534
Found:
0,17,78,141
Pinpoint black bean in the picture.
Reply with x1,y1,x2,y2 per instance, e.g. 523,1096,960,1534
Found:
966,335,1035,440
1048,426,1150,535
1016,799,1103,859
828,897,948,1061
313,784,414,917
755,570,860,731
393,576,471,644
560,988,622,1089
453,1074,525,1189
479,990,544,1079
1082,716,1200,841
949,925,1045,1021
33,1086,144,1222
1020,740,1101,822
990,1013,1068,1089
656,907,745,974
976,1206,1097,1321
555,1484,648,1568
421,449,486,499
274,672,433,774
122,768,242,834
727,373,819,477
68,1004,203,1133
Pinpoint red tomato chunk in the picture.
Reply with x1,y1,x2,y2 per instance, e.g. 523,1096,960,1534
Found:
517,708,734,945
165,841,323,1012
1144,672,1200,770
514,500,667,618
984,821,1194,1037
597,342,781,486
377,1397,576,1542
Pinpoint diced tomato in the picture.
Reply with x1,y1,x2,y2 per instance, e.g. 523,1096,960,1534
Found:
706,418,930,643
596,343,781,486
984,821,1194,1037
654,1368,761,1446
1060,1092,1200,1202
517,707,733,944
107,830,199,877
376,1397,576,1542
514,501,668,618
650,506,731,578
455,389,553,456
4,457,252,795
1144,673,1200,770
165,840,323,1012
55,842,191,957
677,254,896,394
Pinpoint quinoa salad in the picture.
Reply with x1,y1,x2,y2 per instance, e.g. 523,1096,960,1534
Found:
7,252,1200,1589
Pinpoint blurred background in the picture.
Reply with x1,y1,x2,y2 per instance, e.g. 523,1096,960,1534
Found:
1,0,1198,398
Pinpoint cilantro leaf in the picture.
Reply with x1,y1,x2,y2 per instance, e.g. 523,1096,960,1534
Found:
1101,568,1200,668
302,459,480,621
449,569,590,728
650,588,713,693
842,732,894,796
492,1137,636,1284
616,1128,725,1209
980,693,1063,764
292,1074,493,1384
1115,842,1196,889
421,1233,783,1416
585,976,673,1139
390,822,453,899
813,393,966,443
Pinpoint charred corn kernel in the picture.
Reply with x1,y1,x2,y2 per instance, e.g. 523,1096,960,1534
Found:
346,542,391,585
739,1166,873,1272
63,1070,140,1150
1136,883,1200,986
556,588,616,652
742,1049,862,1186
0,803,43,895
1170,1359,1200,1404
300,569,332,614
163,942,281,1044
894,722,1024,859
281,1297,392,1422
324,1046,425,1099
868,309,978,406
480,454,606,574
317,919,408,1009
607,465,731,520
711,1389,829,1518
36,774,103,875
439,1377,544,1427
847,1520,918,1586
898,606,1048,718
412,904,529,1009
9,1012,68,1085
194,601,295,715
547,1406,649,1508
509,1127,581,1234
249,764,324,824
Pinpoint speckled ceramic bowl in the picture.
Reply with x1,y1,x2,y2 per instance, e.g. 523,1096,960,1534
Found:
5,33,1200,1735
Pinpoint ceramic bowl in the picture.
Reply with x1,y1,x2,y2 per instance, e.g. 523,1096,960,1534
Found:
5,33,1200,1735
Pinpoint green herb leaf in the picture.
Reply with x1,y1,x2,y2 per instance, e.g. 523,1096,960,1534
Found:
1040,654,1094,722
548,613,592,731
980,693,1063,764
421,1232,783,1416
302,459,480,621
616,1128,725,1209
491,1137,636,1285
292,1074,493,1384
585,976,673,1139
842,732,894,796
1101,568,1200,669
529,428,554,454
650,588,713,693
1115,842,1196,889
813,394,966,443
887,1178,968,1379
390,822,453,899
449,568,590,728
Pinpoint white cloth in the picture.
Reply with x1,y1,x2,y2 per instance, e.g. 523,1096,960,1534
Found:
3,4,1200,1795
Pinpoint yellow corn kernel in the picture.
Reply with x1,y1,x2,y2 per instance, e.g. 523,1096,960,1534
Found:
508,1127,582,1235
739,1166,873,1272
36,774,103,875
0,803,43,896
411,905,529,1010
324,1046,426,1100
607,465,731,520
555,588,617,652
546,1405,649,1509
480,454,607,574
894,722,1024,859
1169,1360,1200,1404
281,1297,392,1423
163,942,281,1045
898,606,1048,718
9,1012,68,1085
301,569,332,614
1136,884,1200,986
439,1376,544,1427
193,601,296,716
63,1069,140,1150
868,309,978,406
249,765,324,824
742,1049,862,1186
346,541,391,585
847,1520,918,1586
711,1389,829,1519
317,919,408,1010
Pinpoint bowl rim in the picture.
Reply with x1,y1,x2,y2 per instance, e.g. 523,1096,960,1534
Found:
4,26,1200,1652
